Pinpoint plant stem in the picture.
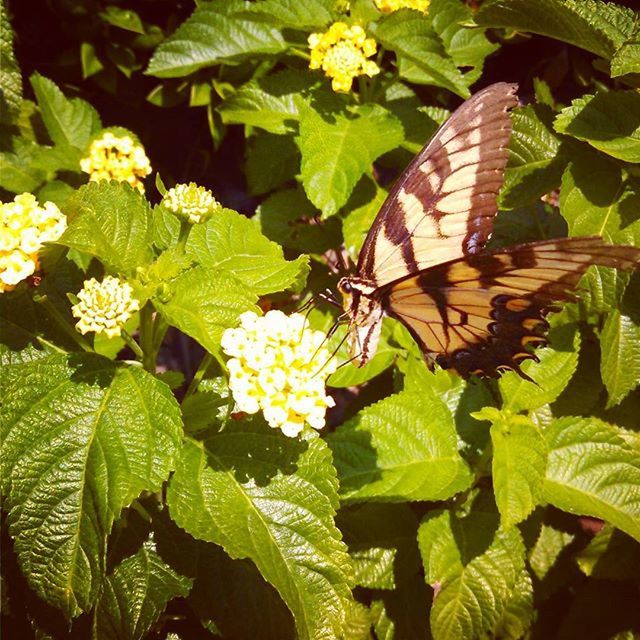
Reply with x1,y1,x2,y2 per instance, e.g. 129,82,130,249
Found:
287,47,311,61
34,294,93,352
152,313,169,353
175,219,192,255
121,328,144,361
138,303,157,372
183,352,214,402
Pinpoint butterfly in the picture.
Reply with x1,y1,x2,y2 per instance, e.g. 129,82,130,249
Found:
337,82,640,380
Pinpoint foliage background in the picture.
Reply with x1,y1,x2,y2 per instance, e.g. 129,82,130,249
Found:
2,0,640,639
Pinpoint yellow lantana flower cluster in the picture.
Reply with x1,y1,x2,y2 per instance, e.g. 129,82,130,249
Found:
374,0,430,11
0,193,67,293
221,311,337,438
80,131,151,192
162,182,221,224
308,22,380,93
72,276,140,338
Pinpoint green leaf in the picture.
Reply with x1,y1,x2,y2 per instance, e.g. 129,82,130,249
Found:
560,153,640,245
151,504,296,638
246,132,299,196
0,0,23,123
476,408,547,527
543,415,640,542
188,544,296,640
146,2,286,78
257,187,342,254
493,568,534,640
154,267,258,355
555,91,640,163
81,42,105,79
336,503,420,590
186,207,309,295
491,202,567,248
499,323,580,413
29,73,101,151
418,507,526,640
59,181,154,275
297,102,403,217
95,543,192,640
528,521,574,581
600,310,640,408
244,0,334,29
1,354,183,618
0,145,47,193
381,82,443,157
371,10,469,97
559,154,640,311
219,70,317,135
576,524,640,580
476,0,640,60
500,104,567,210
342,176,388,263
99,6,145,34
166,421,354,640
430,0,498,86
611,42,640,77
327,390,473,503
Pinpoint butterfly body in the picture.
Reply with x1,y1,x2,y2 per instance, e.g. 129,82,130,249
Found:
339,83,640,379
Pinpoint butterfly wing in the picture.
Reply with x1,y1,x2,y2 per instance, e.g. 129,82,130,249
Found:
382,237,640,378
357,82,519,288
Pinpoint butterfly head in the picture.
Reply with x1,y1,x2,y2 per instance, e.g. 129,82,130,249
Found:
337,276,383,367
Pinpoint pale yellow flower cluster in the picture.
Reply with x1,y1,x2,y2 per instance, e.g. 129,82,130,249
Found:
72,276,140,338
308,22,380,93
221,311,337,438
162,182,221,224
374,0,430,11
80,131,151,192
0,193,66,293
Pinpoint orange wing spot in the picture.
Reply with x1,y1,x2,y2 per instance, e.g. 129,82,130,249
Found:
521,317,545,331
506,298,530,312
513,351,533,362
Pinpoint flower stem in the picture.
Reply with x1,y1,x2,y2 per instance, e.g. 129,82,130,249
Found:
175,219,192,255
183,352,214,402
34,294,93,352
138,303,157,373
288,47,311,61
121,328,144,361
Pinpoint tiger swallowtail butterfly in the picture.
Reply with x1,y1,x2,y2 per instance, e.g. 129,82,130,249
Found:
337,82,640,380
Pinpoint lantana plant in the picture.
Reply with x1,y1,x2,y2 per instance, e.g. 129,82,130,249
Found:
2,0,640,639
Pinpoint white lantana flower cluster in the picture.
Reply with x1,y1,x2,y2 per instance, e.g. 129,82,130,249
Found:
71,276,140,338
161,182,221,224
221,310,337,438
0,193,67,292
80,131,151,192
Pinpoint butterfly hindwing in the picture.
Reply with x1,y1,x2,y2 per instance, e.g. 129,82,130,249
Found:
383,237,640,378
357,82,519,288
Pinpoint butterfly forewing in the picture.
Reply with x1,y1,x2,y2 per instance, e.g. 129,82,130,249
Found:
383,238,640,377
357,82,518,288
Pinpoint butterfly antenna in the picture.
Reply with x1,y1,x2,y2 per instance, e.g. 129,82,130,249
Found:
319,288,342,308
295,295,318,314
334,351,363,370
310,314,348,361
312,324,350,377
